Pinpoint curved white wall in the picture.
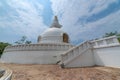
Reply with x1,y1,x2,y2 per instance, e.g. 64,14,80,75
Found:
40,36,63,43
1,51,63,64
0,43,73,64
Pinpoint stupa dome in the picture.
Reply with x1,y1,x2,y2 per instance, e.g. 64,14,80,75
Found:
38,16,69,43
41,28,65,37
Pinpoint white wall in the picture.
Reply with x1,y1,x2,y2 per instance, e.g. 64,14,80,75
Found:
1,36,120,68
93,45,120,68
63,44,120,68
1,50,65,64
61,36,120,68
0,43,73,64
64,49,95,68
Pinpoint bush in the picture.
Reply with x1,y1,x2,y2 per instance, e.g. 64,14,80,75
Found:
0,42,11,57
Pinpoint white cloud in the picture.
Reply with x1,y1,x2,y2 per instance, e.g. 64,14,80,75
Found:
1,0,120,44
50,0,120,43
0,2,2,7
73,10,120,40
51,0,117,17
0,0,47,41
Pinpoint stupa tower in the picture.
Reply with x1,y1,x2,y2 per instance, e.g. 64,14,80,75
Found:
38,16,69,43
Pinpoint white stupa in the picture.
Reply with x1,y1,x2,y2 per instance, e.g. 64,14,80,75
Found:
0,16,74,64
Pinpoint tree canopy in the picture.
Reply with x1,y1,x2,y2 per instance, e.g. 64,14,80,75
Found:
0,42,11,57
103,31,120,42
0,36,31,57
15,36,32,44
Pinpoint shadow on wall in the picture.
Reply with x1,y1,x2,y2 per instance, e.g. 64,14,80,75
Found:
93,45,120,68
93,50,105,66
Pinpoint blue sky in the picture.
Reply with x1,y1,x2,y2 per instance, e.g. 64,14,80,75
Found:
0,0,120,44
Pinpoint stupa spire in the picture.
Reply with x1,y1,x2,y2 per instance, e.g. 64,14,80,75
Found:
50,16,62,28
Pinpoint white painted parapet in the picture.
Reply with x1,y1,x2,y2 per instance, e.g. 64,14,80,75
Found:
4,43,73,52
91,36,119,48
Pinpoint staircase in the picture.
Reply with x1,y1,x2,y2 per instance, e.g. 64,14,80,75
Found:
60,41,93,68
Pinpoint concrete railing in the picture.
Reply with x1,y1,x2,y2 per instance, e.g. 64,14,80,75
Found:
60,41,92,67
91,36,120,48
4,43,73,52
0,69,12,80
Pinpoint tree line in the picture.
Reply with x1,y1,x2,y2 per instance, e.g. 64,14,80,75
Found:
0,36,31,57
103,31,120,42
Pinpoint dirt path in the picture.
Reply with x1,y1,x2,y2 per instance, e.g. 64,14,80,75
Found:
0,63,120,80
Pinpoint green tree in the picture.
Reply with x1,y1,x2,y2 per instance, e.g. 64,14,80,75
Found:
103,31,118,37
103,31,120,42
116,34,120,42
25,41,32,44
0,42,11,57
15,36,32,44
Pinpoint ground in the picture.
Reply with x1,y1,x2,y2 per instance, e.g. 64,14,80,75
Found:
0,63,120,80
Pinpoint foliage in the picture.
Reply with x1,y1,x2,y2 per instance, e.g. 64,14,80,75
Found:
25,41,32,44
103,31,120,42
103,31,118,37
116,34,120,42
15,36,32,44
0,42,11,57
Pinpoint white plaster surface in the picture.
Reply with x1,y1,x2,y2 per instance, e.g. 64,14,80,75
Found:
61,36,120,68
62,44,120,68
64,49,95,68
93,45,120,68
1,51,63,64
0,43,73,64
